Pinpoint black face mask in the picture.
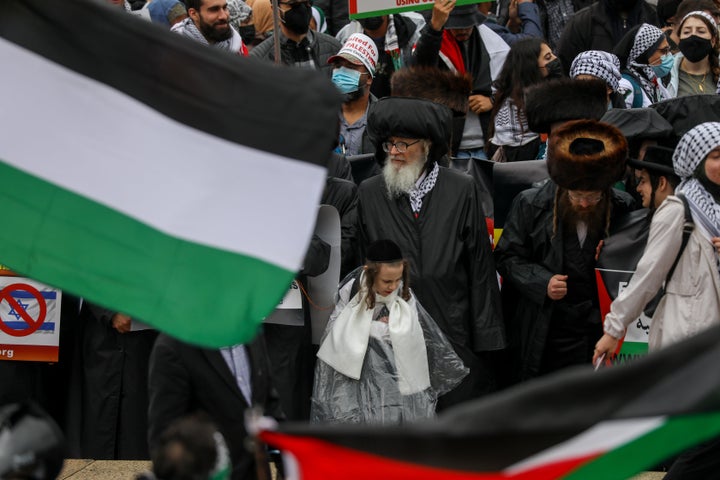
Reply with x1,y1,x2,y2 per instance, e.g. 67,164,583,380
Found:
359,16,384,31
281,3,311,35
544,58,564,79
238,25,256,45
679,35,714,63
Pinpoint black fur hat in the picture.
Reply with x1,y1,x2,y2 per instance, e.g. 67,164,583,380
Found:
525,78,609,134
390,66,472,115
367,97,453,165
547,119,628,190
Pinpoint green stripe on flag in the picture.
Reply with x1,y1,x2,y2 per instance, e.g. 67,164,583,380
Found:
562,413,720,480
0,160,294,347
619,341,649,356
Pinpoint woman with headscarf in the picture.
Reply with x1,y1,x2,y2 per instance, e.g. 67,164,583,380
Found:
668,11,720,97
570,50,633,109
595,121,720,360
614,23,674,107
487,38,561,162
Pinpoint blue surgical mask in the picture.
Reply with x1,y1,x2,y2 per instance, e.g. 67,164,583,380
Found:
651,53,674,78
331,66,361,94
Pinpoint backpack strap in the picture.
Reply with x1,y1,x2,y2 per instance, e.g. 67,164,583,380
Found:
665,193,694,285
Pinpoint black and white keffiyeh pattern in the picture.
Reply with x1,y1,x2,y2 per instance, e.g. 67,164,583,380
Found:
409,162,439,214
171,17,243,52
627,23,665,101
570,50,622,93
492,98,536,147
673,122,720,254
228,0,253,29
545,0,574,51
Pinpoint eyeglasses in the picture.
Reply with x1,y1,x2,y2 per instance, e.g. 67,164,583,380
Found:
567,191,604,204
381,139,421,153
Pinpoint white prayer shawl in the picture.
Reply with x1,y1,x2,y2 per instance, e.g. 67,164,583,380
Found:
317,276,430,395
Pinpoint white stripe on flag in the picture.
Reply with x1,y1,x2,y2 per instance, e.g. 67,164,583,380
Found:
505,417,665,474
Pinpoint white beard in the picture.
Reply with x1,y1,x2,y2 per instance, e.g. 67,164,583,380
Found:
383,156,426,199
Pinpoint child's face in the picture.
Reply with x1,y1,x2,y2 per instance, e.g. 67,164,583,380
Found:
373,263,403,296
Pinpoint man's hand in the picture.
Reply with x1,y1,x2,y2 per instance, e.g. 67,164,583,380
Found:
593,333,619,364
469,94,493,114
112,313,132,333
547,274,568,300
712,236,720,254
431,0,456,31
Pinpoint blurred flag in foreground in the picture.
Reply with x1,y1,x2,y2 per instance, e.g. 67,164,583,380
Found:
262,325,720,479
0,0,340,347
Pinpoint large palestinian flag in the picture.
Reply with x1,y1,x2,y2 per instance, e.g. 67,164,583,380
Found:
262,325,720,479
0,0,340,347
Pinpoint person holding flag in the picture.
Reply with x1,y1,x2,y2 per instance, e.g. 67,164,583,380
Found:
595,121,720,480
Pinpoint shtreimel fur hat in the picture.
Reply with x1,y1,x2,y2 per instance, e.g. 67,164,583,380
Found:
390,66,472,115
547,119,628,191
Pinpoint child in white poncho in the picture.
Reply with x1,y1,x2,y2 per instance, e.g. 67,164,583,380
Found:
311,239,468,425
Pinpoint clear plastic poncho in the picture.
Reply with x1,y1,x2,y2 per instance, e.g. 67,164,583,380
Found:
311,268,469,425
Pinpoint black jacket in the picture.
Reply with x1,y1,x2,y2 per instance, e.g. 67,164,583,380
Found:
81,304,158,460
250,30,341,77
148,333,283,480
494,181,635,382
557,0,659,75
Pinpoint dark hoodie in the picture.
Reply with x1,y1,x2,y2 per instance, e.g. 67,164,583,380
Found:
557,0,659,75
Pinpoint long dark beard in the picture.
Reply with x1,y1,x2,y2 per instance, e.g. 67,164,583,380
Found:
200,19,232,42
555,188,612,238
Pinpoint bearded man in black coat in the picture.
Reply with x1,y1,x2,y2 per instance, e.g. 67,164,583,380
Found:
494,120,636,383
355,97,505,407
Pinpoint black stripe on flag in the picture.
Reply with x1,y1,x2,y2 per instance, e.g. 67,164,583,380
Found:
279,324,720,472
0,0,341,165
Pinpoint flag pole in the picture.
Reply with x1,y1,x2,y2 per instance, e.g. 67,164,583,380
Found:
271,0,281,65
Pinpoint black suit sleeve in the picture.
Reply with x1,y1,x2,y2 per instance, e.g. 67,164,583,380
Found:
147,336,192,449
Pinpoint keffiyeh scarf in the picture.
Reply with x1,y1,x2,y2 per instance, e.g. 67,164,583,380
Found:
409,161,439,214
171,17,244,53
570,50,623,93
673,122,720,273
627,23,670,103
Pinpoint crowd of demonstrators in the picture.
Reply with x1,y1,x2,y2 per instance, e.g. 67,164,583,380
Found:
5,0,720,478
336,12,425,99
